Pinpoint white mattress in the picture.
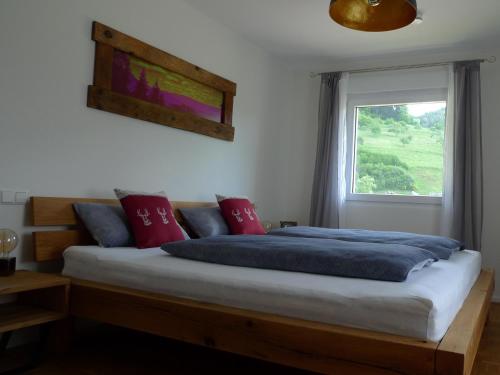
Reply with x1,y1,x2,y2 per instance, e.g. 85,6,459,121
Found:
62,246,481,342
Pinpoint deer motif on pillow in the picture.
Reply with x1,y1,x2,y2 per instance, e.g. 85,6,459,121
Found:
157,207,170,224
137,209,152,226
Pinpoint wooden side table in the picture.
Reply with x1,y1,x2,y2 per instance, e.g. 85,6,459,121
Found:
0,270,70,374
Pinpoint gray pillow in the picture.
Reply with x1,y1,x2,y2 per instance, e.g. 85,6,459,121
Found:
73,203,135,247
179,207,230,238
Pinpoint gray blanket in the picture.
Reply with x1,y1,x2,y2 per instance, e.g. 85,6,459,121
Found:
268,227,463,260
161,235,437,282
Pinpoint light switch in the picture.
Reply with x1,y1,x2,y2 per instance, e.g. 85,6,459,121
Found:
15,191,29,204
1,190,15,203
1,190,30,204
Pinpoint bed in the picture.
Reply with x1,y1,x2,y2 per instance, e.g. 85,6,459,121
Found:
62,245,481,342
31,196,495,375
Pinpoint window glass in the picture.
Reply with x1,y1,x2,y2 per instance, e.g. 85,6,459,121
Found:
353,102,446,197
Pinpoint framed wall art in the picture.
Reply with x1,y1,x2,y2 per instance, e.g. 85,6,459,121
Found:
87,22,236,141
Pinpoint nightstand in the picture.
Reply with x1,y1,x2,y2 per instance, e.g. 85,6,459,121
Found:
0,270,70,374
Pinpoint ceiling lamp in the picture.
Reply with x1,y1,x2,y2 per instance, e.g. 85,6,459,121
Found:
329,0,417,32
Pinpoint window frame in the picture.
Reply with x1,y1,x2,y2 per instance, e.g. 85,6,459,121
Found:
345,88,448,205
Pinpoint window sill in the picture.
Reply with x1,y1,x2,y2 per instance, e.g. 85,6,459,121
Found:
346,193,442,205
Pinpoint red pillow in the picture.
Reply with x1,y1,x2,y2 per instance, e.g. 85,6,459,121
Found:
115,189,184,249
217,196,265,235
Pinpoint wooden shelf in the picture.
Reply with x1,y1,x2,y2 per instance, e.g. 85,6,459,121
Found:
0,270,69,296
0,270,70,334
0,304,65,333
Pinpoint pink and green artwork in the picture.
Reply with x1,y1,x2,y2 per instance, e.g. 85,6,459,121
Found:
111,50,223,122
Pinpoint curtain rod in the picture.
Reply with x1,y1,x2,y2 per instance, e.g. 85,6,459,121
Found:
309,56,497,78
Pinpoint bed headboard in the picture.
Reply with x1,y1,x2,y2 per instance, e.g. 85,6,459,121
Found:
31,196,217,262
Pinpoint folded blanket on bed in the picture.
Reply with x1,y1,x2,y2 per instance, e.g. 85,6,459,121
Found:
161,235,438,282
268,227,463,260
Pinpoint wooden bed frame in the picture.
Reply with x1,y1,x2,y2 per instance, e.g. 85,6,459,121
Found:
31,196,494,375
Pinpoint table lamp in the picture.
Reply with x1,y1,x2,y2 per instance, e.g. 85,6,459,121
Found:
0,228,18,276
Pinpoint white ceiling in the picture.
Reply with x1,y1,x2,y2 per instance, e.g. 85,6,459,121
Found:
184,0,500,64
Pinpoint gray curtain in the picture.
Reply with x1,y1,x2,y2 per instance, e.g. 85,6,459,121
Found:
310,72,343,228
451,61,483,250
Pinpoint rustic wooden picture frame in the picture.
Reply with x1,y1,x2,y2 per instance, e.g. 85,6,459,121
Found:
87,22,236,141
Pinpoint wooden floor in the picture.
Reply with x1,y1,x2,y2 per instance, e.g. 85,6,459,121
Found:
472,303,500,375
2,303,500,374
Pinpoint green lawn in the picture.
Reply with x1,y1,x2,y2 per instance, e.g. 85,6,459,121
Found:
356,125,444,195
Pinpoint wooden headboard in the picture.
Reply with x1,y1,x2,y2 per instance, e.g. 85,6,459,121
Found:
31,196,217,262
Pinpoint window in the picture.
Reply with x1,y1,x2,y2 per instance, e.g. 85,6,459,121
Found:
346,89,448,204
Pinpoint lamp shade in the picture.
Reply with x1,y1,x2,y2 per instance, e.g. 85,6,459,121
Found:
329,0,417,32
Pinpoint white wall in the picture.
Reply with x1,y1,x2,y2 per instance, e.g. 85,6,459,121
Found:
286,47,500,300
0,0,292,268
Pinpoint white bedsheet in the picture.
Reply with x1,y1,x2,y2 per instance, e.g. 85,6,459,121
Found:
62,246,481,342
